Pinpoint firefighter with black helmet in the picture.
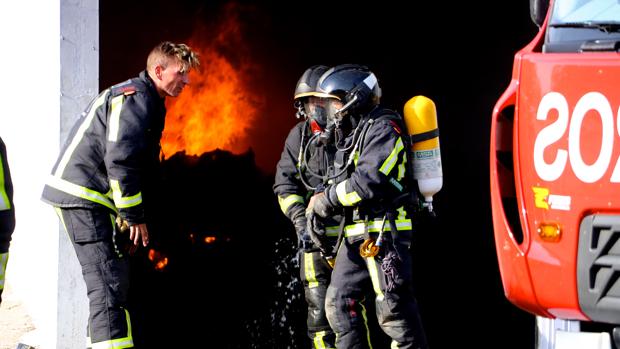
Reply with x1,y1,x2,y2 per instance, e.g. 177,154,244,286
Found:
306,64,429,348
273,65,339,348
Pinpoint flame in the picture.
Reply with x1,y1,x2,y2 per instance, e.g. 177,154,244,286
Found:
161,4,262,157
204,236,217,244
148,249,169,271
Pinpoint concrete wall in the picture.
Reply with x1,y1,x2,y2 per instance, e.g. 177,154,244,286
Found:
0,0,97,347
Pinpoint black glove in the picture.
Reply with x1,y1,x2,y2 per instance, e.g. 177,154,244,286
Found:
290,204,315,251
306,211,333,258
310,191,335,218
293,214,314,252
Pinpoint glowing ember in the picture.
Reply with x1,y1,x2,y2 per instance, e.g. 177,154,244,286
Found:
204,236,217,244
148,249,169,271
161,5,262,157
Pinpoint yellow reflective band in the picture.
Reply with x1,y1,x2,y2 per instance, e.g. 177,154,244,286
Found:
107,95,125,142
47,175,117,212
366,256,384,301
312,330,333,349
359,299,373,349
336,181,361,206
55,90,109,177
391,340,399,349
110,179,142,209
344,218,412,237
325,225,340,237
90,308,133,349
0,151,9,211
397,207,407,220
0,252,8,290
304,252,319,289
397,149,406,181
379,138,404,176
278,194,304,214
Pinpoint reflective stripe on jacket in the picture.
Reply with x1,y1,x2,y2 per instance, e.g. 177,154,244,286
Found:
325,108,413,228
41,71,165,224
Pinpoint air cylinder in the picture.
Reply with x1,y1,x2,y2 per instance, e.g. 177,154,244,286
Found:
403,95,443,212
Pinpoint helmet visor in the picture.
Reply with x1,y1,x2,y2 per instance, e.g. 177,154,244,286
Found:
304,96,329,126
325,98,345,122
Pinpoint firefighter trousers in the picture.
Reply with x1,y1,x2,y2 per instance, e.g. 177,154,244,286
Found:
300,250,336,348
57,207,133,348
0,209,14,303
325,236,428,349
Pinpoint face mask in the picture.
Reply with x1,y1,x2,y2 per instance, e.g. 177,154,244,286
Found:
308,105,328,127
316,117,335,146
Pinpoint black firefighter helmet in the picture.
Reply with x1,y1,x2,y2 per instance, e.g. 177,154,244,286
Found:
293,65,330,123
316,64,382,120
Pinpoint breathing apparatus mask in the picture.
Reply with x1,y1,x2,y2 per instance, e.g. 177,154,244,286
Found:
304,97,345,146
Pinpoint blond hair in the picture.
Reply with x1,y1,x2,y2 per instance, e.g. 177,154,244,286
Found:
147,41,200,74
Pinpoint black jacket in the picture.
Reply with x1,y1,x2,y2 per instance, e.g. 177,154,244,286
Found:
273,120,333,220
0,136,15,251
323,107,414,239
41,71,166,225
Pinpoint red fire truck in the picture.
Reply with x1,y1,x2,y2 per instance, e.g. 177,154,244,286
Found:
490,0,620,348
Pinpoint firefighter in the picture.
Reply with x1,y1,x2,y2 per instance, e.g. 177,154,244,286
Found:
0,136,15,305
41,41,199,348
273,65,339,348
306,64,429,348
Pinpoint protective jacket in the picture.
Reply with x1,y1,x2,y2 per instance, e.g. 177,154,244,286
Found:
0,136,15,251
274,121,323,217
324,107,414,243
41,70,165,224
0,136,15,301
273,121,340,234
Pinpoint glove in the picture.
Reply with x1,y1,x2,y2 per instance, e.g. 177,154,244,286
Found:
293,214,315,252
306,211,333,258
308,191,334,218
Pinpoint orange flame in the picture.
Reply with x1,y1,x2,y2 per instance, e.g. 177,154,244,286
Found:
148,249,169,271
161,5,262,157
204,236,217,244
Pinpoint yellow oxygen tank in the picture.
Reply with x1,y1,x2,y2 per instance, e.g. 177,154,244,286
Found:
403,95,443,212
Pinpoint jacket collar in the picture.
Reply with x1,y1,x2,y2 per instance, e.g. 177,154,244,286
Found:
139,70,165,103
